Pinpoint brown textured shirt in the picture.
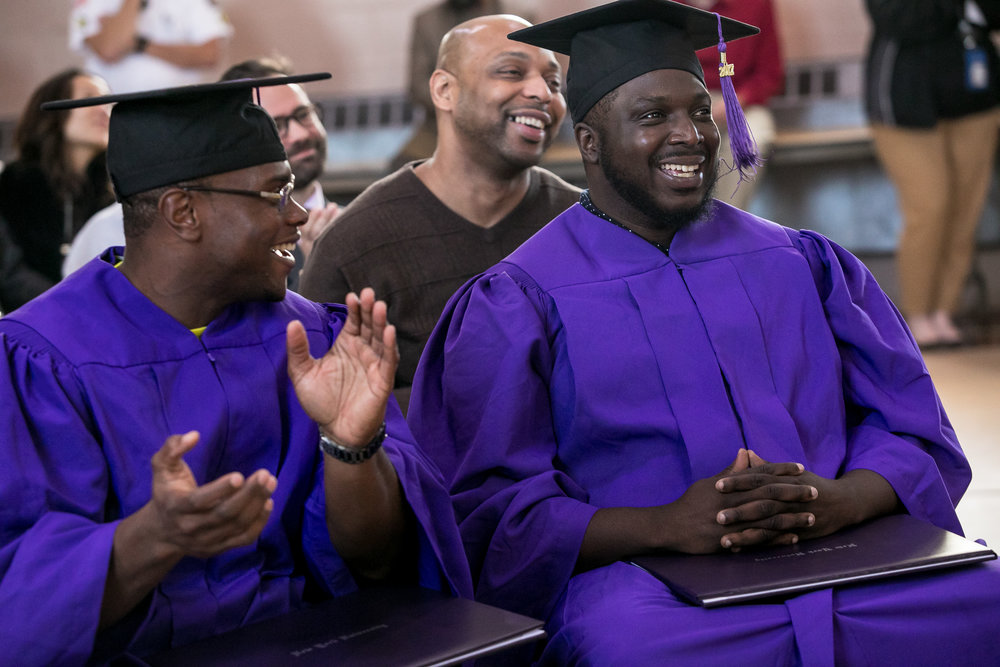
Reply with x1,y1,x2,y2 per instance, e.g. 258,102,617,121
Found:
299,163,580,392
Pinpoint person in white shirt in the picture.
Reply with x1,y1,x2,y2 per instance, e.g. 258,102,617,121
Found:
70,0,232,95
62,202,123,277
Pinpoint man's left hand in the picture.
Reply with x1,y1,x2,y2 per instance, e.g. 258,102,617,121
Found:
286,287,398,449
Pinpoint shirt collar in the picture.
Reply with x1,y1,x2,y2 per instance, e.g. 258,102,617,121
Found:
300,181,326,211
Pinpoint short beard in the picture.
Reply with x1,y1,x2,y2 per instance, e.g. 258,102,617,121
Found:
287,136,327,186
599,143,717,234
452,98,545,174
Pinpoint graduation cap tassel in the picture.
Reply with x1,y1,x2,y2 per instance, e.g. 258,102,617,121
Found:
715,13,761,183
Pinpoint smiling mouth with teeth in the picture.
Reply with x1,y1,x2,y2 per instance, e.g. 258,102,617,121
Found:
511,115,545,130
660,163,700,178
270,242,296,261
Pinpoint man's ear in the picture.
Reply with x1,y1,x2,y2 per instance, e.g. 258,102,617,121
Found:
159,188,202,241
429,68,457,112
575,122,600,165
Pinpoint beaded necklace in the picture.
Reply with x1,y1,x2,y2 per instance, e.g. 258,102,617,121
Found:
579,190,670,255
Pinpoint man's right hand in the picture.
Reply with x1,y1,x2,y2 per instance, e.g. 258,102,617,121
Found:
100,432,276,629
147,431,277,559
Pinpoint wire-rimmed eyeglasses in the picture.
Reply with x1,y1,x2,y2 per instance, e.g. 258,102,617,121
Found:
180,176,296,212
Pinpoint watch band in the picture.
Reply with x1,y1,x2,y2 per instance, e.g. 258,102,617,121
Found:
318,422,386,464
134,35,149,53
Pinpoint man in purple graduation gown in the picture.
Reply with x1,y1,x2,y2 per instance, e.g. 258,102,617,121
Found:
409,1,1000,664
0,75,471,664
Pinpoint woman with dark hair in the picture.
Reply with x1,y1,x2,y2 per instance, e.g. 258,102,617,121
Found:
0,68,114,294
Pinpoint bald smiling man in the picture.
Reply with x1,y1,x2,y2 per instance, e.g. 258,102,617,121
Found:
299,14,581,413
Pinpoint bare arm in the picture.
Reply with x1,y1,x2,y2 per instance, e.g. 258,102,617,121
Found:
100,431,277,628
83,0,143,63
286,288,409,581
83,0,224,69
143,37,225,69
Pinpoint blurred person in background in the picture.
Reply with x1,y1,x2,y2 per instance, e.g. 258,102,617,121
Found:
0,215,52,315
0,68,114,300
864,0,1000,348
70,0,232,94
678,0,784,211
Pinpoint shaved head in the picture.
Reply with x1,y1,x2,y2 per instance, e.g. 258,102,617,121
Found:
437,14,533,74
427,13,567,175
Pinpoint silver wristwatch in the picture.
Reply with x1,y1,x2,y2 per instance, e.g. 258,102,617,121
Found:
318,422,386,464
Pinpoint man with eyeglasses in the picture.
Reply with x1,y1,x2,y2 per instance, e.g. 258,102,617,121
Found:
0,75,471,664
299,15,580,414
64,57,341,285
220,58,341,290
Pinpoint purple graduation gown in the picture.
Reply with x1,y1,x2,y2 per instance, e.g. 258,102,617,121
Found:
0,249,471,665
409,202,1000,665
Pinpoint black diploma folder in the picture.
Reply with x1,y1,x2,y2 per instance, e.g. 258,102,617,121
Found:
147,587,545,666
630,514,996,607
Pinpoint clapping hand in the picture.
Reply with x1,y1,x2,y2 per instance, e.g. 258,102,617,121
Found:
286,287,398,448
147,431,277,560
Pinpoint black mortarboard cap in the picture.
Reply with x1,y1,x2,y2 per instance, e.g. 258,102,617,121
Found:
41,73,331,199
508,0,758,123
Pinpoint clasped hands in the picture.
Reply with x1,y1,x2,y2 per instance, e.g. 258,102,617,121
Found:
143,288,396,561
671,449,861,555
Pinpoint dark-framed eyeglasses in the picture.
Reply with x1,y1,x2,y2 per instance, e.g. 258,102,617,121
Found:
271,104,324,137
180,176,296,212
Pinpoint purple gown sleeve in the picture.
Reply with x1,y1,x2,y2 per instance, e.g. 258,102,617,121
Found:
299,317,473,600
410,271,598,620
0,328,120,664
794,230,971,533
300,410,474,600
